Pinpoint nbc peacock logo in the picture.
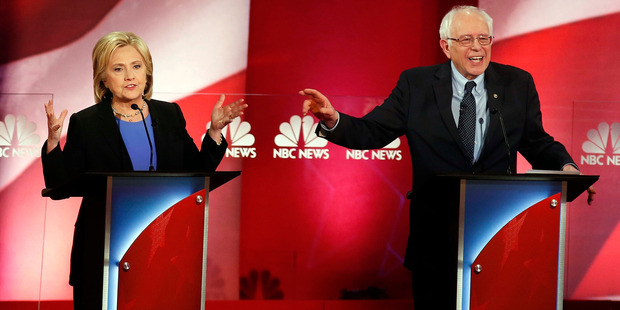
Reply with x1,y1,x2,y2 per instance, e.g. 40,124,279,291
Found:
0,114,41,158
580,122,620,166
273,115,329,159
204,118,257,158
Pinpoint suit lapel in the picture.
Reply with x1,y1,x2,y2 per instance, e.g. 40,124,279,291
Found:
434,62,459,139
433,61,471,159
94,100,133,170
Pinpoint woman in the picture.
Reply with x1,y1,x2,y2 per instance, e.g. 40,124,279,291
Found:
42,31,247,309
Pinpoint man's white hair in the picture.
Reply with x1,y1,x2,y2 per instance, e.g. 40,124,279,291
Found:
439,6,493,46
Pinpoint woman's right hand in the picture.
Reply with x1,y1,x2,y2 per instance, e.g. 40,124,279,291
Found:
44,99,67,154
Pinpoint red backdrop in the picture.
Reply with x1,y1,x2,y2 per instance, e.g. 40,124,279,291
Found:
1,0,619,308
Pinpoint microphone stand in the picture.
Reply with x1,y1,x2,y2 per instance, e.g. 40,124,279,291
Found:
492,107,512,174
131,103,155,171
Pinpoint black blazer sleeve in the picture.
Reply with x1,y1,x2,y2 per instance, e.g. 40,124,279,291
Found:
488,63,575,170
41,110,103,189
150,99,227,172
316,69,411,150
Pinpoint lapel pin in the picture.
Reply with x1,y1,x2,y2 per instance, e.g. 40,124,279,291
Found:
493,94,498,99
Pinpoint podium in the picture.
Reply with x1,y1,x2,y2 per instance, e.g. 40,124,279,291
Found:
433,173,597,310
42,171,240,310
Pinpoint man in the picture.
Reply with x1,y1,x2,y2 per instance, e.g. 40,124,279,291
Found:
300,5,595,309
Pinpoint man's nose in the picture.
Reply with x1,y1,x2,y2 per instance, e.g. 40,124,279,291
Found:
470,38,483,50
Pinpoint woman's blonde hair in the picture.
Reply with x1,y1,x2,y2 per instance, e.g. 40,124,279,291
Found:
92,31,153,103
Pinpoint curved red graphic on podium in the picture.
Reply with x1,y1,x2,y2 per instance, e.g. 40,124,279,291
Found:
470,193,562,310
117,189,207,309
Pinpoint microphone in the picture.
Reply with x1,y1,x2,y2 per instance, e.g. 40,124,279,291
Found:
491,106,511,174
131,103,154,171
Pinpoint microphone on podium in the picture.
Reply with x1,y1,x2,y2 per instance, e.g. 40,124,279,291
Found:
131,103,155,171
490,105,511,174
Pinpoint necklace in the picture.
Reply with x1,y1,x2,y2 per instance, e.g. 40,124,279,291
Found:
112,101,146,118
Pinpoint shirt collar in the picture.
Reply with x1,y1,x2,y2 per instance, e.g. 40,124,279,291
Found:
450,61,485,95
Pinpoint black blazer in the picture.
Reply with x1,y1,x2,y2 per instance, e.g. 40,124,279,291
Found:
41,98,226,289
319,61,575,269
43,98,226,187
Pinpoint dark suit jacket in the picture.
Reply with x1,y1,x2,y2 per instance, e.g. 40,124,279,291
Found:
41,98,226,290
318,61,575,271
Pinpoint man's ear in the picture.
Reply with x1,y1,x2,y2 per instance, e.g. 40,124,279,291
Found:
439,39,451,59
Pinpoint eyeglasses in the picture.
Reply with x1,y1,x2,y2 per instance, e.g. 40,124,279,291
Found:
446,35,494,47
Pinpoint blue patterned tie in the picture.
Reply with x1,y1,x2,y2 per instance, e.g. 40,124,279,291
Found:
459,81,476,163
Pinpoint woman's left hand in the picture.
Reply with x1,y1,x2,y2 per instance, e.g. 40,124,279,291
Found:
208,94,248,143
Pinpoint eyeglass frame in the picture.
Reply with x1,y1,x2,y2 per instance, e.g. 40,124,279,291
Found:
446,35,494,47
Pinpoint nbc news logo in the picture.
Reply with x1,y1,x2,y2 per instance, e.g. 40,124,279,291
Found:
345,138,403,161
273,115,329,159
0,114,41,158
580,122,620,166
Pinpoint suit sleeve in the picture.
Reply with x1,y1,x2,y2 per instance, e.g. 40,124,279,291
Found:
41,141,69,189
41,113,87,190
518,74,576,169
317,70,410,149
199,129,227,171
169,102,226,172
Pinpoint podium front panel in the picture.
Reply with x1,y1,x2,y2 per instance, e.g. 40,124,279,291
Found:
458,179,564,310
103,176,209,310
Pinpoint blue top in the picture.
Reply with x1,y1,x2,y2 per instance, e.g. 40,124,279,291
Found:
116,114,157,170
